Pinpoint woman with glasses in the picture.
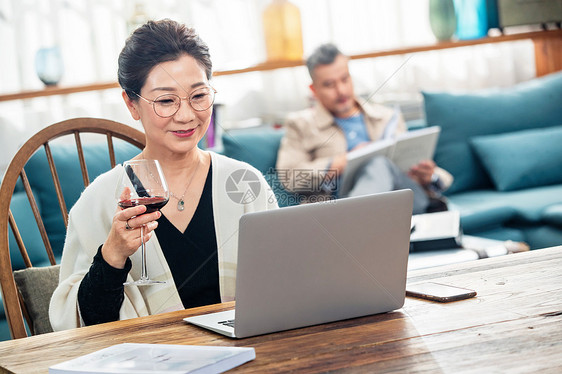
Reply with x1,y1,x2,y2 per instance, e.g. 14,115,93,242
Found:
50,19,277,331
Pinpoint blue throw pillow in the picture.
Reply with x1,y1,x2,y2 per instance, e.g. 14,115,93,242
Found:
470,125,562,191
423,71,562,194
222,127,299,207
222,127,284,175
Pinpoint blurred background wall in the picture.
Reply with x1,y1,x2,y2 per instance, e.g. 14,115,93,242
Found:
0,0,548,174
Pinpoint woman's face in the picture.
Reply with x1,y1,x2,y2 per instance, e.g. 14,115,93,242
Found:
125,54,212,156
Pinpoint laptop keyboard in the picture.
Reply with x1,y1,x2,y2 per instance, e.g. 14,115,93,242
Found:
218,319,235,328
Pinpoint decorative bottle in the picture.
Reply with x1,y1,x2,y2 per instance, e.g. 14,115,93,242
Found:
263,0,304,61
454,0,488,40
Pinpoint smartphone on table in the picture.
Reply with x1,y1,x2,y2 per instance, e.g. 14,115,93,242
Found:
406,282,477,302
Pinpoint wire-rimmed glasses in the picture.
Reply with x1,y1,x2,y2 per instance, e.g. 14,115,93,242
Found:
134,86,216,118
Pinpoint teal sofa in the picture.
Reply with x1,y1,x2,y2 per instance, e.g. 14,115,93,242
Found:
425,71,562,249
222,72,562,250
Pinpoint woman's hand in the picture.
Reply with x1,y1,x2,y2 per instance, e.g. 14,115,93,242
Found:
101,205,161,269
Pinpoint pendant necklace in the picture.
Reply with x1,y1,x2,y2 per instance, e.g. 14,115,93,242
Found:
169,159,202,212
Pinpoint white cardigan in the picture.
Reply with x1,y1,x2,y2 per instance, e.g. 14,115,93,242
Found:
49,152,278,331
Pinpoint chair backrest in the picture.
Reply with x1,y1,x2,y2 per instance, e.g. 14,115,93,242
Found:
0,118,145,339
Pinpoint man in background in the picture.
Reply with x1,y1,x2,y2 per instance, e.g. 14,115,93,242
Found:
276,43,452,213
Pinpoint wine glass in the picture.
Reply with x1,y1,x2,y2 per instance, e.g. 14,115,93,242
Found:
116,159,169,286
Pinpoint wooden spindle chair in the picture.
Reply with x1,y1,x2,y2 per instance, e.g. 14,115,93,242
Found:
0,118,145,339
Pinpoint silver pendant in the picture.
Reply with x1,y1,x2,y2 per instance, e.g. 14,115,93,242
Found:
177,199,185,211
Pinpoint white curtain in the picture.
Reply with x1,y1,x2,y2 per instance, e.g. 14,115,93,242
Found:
0,0,537,173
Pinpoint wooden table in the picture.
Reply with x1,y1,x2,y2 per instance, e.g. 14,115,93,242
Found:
1,246,562,373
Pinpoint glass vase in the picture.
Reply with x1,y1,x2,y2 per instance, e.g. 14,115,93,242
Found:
429,0,457,41
35,46,64,86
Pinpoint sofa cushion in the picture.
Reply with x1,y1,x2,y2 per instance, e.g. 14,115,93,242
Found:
0,319,10,341
13,265,60,335
24,140,141,257
448,184,562,232
423,71,562,194
8,191,48,270
466,226,526,244
222,127,299,207
542,204,562,227
470,125,562,191
520,225,562,249
222,127,284,175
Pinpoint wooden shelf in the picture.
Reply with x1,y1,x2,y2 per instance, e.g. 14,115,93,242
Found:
0,82,121,102
349,28,562,60
1,29,561,103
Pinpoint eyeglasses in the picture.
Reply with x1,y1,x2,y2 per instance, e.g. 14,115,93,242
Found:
134,86,217,118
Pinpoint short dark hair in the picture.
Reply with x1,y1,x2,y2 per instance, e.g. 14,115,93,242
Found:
306,43,342,80
118,19,212,100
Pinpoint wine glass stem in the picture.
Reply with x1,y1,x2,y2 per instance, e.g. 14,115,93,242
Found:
140,225,149,281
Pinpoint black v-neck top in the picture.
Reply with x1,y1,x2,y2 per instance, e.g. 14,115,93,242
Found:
155,164,221,308
77,163,220,326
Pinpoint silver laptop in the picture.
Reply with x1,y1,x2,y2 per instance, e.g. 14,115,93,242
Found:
184,189,413,338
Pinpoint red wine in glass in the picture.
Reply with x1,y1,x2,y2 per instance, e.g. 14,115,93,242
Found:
118,196,169,213
117,159,169,286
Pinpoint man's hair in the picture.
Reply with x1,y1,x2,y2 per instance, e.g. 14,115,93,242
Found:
306,43,343,80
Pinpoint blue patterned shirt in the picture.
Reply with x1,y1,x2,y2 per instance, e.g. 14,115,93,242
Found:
334,113,370,151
